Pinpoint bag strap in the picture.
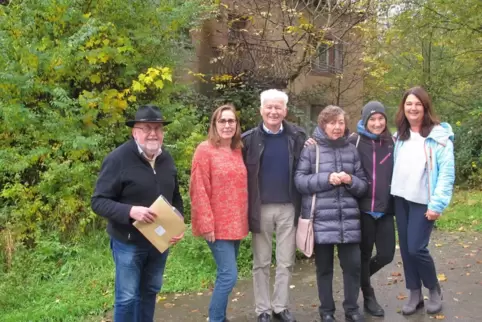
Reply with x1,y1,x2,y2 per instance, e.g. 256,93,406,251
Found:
309,144,319,220
356,135,360,148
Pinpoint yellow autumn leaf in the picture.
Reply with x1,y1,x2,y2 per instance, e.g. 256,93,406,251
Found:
143,75,154,84
132,80,146,92
434,314,445,320
127,95,137,102
154,79,164,89
89,74,101,84
437,273,447,282
147,67,160,77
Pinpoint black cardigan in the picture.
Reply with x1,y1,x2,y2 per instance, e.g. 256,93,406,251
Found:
91,139,183,243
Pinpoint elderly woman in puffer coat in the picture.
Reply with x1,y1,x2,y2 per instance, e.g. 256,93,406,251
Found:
295,105,368,322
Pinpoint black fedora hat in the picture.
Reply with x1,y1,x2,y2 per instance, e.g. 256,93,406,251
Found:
125,104,171,127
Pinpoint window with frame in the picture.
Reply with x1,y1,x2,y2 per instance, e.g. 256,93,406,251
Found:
312,42,343,74
228,14,248,44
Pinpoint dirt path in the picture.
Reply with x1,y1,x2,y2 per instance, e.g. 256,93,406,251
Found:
156,231,482,322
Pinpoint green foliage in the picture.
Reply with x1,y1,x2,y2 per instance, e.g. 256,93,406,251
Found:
436,189,482,232
363,0,482,120
0,231,114,322
453,110,482,187
0,0,212,241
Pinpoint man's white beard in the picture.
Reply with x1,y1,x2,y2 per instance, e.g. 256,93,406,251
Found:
139,140,160,157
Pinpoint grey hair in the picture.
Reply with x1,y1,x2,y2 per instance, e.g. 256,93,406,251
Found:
260,89,289,108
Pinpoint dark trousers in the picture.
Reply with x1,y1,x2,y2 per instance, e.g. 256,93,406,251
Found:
394,197,438,290
314,243,361,315
360,212,395,290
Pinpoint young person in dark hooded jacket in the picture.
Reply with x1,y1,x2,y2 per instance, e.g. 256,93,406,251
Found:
348,101,395,317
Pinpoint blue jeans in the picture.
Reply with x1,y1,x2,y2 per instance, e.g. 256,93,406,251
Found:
394,197,438,290
207,240,240,322
110,237,169,322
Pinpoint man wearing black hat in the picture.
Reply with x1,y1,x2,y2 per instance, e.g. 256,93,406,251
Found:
91,104,184,322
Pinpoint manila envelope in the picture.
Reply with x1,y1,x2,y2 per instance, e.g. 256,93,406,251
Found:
133,195,185,253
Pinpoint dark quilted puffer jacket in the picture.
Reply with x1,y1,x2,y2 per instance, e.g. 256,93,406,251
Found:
294,127,368,244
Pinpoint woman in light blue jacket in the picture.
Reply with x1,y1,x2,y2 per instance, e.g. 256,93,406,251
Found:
391,86,455,316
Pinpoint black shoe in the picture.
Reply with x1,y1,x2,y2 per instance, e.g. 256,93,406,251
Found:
362,287,385,317
273,309,296,322
345,312,364,322
258,313,271,322
320,313,336,322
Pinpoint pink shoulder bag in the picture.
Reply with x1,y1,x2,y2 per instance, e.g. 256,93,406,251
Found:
295,144,319,258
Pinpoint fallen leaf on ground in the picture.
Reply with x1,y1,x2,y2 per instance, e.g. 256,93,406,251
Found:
424,295,429,300
231,298,238,302
290,285,295,289
397,293,407,300
197,292,203,296
438,273,448,282
434,314,445,320
435,243,443,247
156,296,167,303
391,272,402,276
164,303,175,308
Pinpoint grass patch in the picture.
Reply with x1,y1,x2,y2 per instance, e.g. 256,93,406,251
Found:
0,227,254,322
0,231,114,322
436,188,482,231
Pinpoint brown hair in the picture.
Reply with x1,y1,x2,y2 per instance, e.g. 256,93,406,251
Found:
395,86,440,140
317,105,349,132
207,104,243,149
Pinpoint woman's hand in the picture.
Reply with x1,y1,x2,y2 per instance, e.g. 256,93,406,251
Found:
425,209,441,221
203,231,215,243
329,173,342,185
304,137,316,147
338,171,352,185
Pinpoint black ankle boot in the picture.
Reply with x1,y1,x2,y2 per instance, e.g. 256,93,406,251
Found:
362,286,384,317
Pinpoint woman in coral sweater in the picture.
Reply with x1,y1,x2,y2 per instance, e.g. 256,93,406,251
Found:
190,104,248,322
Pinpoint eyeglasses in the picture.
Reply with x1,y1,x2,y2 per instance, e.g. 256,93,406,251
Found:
134,126,163,134
216,118,237,126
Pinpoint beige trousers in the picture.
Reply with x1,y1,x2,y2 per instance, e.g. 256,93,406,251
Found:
252,203,296,315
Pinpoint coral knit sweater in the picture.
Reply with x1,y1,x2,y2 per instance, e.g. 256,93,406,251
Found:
190,141,248,240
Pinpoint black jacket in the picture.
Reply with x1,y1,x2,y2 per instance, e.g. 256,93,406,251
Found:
242,121,307,233
348,132,394,214
91,139,184,243
295,127,368,244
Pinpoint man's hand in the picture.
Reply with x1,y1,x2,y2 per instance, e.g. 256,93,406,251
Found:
338,171,352,185
170,232,184,245
425,209,441,221
329,173,342,185
129,206,157,223
304,137,316,147
203,231,215,243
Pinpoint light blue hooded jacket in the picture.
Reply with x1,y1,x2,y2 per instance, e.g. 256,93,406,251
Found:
394,122,455,214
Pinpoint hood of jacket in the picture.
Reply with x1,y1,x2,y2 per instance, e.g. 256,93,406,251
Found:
356,120,379,140
428,122,454,146
313,126,349,147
